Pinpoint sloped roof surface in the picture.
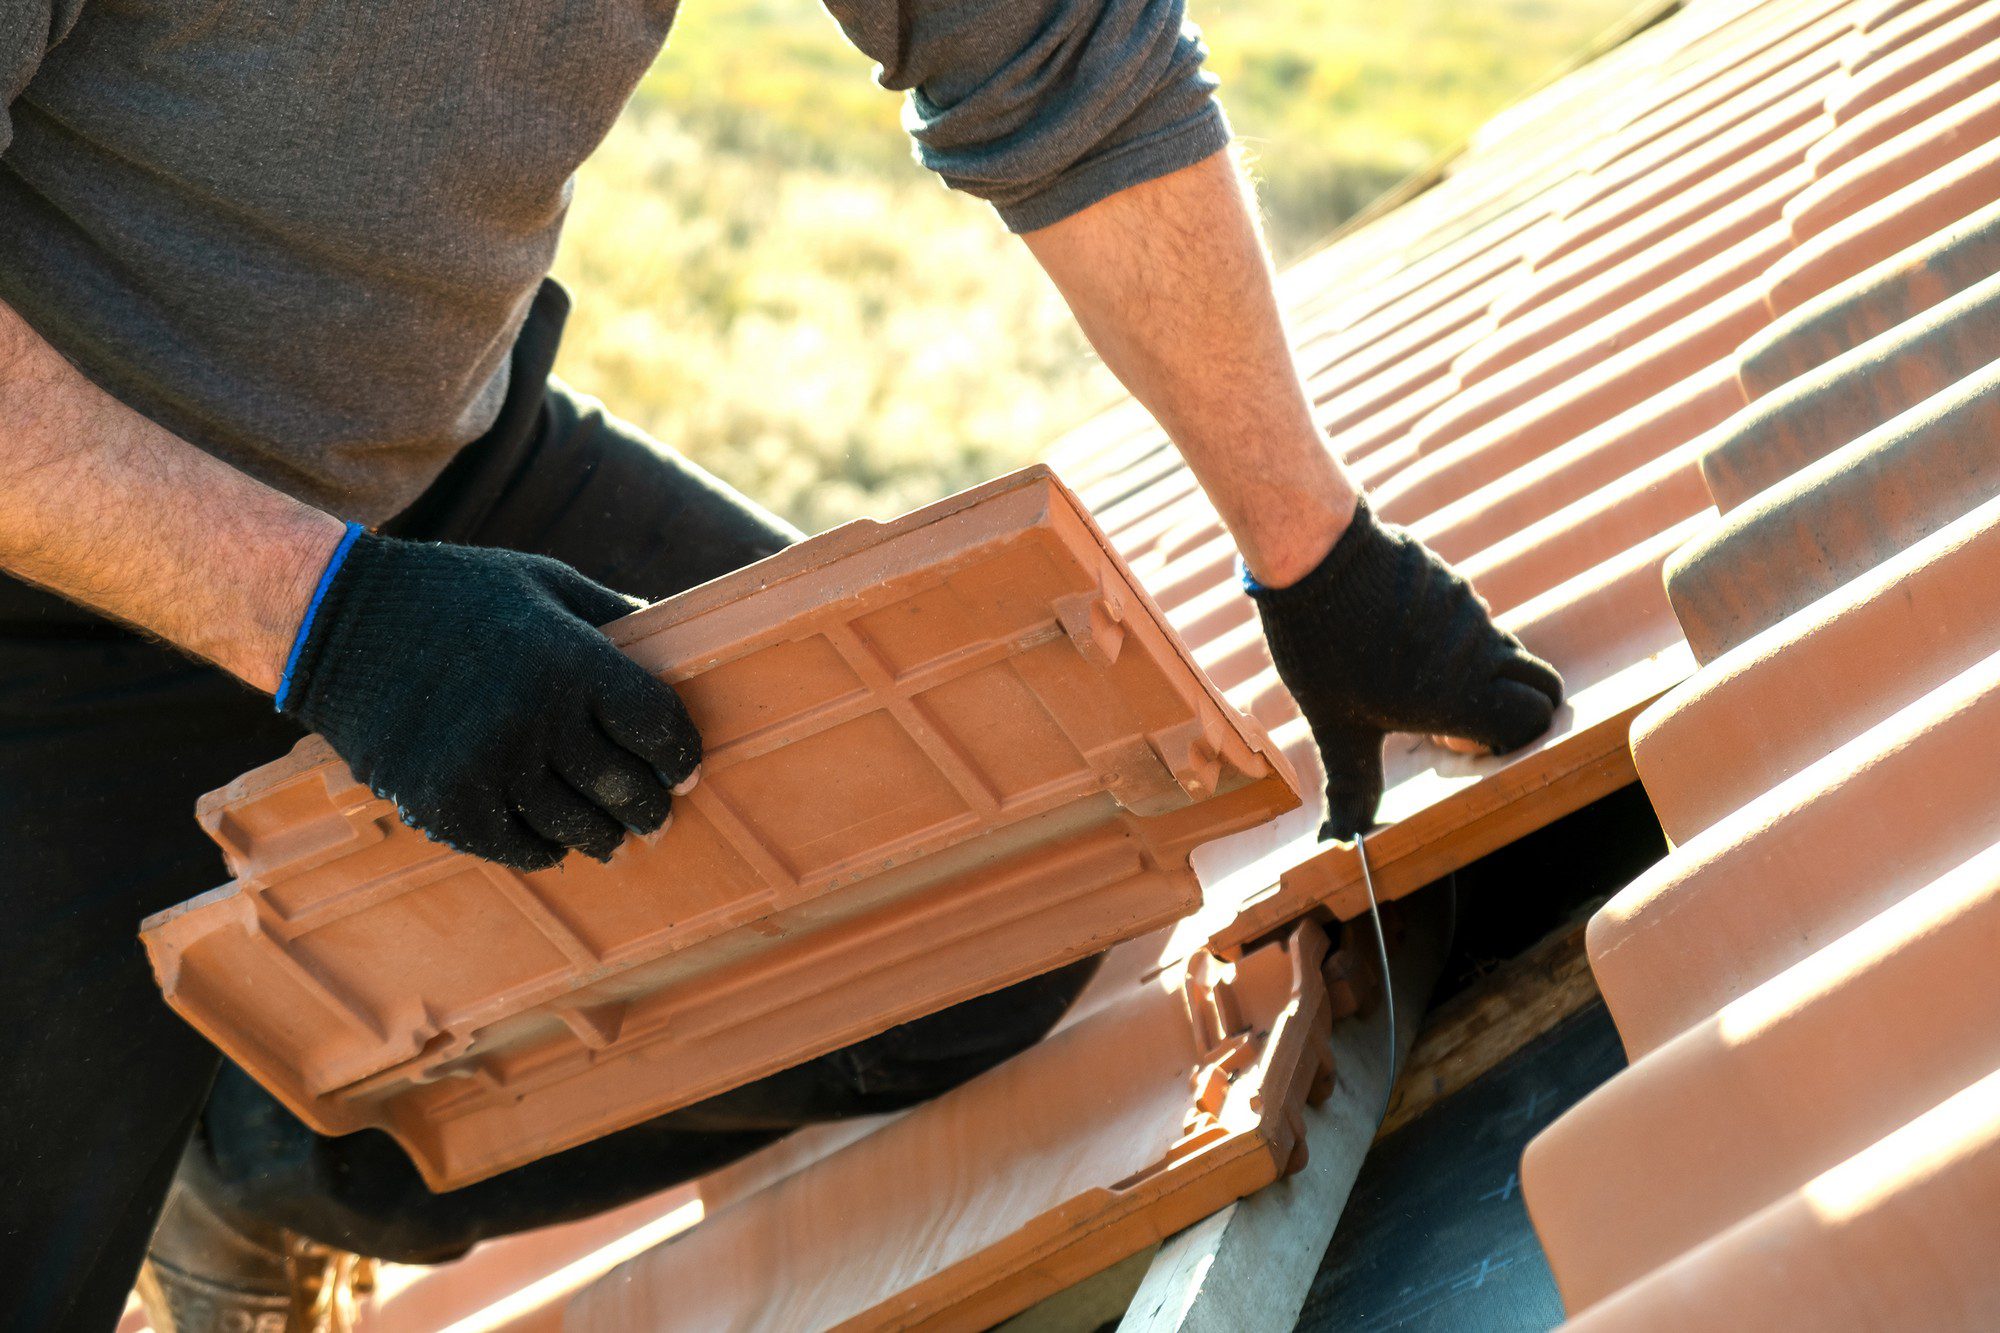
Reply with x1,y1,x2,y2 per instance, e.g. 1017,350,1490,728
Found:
312,0,2000,1323
1516,0,2000,1323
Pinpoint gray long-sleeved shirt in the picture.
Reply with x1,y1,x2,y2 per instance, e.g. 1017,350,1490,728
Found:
0,0,1226,523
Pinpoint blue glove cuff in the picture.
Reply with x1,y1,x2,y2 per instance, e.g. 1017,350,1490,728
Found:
274,521,365,711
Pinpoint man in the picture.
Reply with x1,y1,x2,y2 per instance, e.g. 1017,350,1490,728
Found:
0,0,1563,1326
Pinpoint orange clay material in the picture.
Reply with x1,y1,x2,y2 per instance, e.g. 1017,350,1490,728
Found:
566,925,1337,1333
140,466,1300,1190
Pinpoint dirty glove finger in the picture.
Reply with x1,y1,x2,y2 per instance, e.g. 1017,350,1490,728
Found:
1313,722,1388,843
277,529,699,869
480,811,569,874
556,733,675,835
1493,642,1566,709
514,774,628,863
595,665,703,789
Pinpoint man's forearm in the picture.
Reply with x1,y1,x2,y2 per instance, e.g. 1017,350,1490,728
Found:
1022,150,1357,589
0,298,344,692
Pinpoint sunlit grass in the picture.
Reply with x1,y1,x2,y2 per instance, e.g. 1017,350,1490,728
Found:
552,0,1638,534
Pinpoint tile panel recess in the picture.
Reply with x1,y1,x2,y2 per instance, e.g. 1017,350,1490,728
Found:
567,925,1338,1332
140,466,1300,1189
1525,13,2000,1321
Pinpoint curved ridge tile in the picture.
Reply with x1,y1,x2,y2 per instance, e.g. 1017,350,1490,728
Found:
1561,1063,2000,1332
1739,192,2000,392
1705,267,2000,510
1635,493,2000,840
1589,648,2000,1059
1764,131,2000,313
1531,838,2000,1312
1666,357,2000,661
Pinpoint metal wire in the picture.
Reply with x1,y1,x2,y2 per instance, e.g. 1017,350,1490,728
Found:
1353,829,1399,1086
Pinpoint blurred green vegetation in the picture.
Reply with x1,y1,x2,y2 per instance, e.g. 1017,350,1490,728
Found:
552,0,1636,534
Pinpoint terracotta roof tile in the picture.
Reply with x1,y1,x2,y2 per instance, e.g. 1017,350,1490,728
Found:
142,467,1299,1190
567,927,1339,1331
1518,0,2000,1314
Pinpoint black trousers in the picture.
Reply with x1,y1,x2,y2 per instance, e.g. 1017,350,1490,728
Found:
0,283,1096,1330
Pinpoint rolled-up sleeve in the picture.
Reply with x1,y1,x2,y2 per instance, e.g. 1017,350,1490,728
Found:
1,0,81,156
821,0,1230,232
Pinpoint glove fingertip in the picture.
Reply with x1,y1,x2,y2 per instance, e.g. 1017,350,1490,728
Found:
598,670,703,786
545,559,647,628
1318,776,1384,844
1499,648,1567,709
492,830,568,874
1483,678,1560,755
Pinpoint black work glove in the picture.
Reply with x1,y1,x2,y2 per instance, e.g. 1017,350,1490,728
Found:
277,529,700,871
1248,498,1564,842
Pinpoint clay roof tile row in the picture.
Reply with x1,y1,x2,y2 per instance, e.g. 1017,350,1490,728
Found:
1521,0,2000,1320
304,0,2000,1321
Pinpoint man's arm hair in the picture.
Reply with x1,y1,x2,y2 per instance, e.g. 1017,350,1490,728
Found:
0,297,345,692
1023,150,1359,588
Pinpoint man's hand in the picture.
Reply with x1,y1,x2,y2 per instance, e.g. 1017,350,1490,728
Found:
1249,500,1564,840
279,533,700,870
1022,151,1564,837
0,296,695,870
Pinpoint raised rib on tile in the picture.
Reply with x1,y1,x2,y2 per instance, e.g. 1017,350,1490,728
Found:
1765,132,2000,313
1072,438,1176,516
1142,532,1238,617
1351,432,1422,492
1834,0,1998,97
1434,177,1798,440
1456,440,1717,616
1811,20,2000,174
1559,1060,2000,1332
1313,293,1496,441
1288,192,1558,350
1311,276,1513,417
1635,492,2000,841
1490,115,1825,334
1666,356,2000,661
1589,648,2000,1058
1095,472,1202,557
1190,613,1278,700
1159,577,1257,658
1411,362,1743,566
1529,52,1839,272
1529,835,2000,1313
1043,400,1165,496
1327,379,1456,481
1377,285,1766,524
1739,193,2000,392
1705,268,2000,511
565,927,1338,1333
1786,73,2000,242
1565,21,1841,220
1570,0,1853,181
1294,212,1549,389
1453,198,1797,390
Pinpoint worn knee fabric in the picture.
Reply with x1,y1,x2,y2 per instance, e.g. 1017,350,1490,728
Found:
0,280,1102,1309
